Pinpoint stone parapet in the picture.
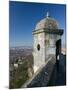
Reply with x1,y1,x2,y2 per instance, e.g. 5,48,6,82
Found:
21,55,56,88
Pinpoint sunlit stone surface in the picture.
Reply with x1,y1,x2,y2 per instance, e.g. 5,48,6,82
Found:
33,12,63,73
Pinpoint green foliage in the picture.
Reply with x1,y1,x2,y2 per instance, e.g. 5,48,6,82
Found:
9,55,33,89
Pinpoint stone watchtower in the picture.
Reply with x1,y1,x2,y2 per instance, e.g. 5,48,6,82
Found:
33,12,63,73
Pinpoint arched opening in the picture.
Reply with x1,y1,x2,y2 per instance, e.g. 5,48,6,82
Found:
37,44,40,51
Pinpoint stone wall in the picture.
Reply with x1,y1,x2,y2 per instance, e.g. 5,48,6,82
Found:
21,55,56,88
33,31,46,72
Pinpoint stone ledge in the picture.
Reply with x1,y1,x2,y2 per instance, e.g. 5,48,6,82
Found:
33,29,63,35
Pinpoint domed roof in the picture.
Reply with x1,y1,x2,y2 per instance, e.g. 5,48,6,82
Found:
35,12,59,30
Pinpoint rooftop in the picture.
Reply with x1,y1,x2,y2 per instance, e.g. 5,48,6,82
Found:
35,12,59,30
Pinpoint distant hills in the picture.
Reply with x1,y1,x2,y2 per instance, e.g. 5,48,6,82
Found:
10,46,33,50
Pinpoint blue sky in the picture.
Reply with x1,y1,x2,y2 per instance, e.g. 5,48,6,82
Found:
9,1,66,47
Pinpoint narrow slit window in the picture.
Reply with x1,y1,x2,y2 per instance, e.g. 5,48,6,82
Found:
37,44,40,51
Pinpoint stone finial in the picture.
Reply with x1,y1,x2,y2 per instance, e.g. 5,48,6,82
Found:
46,12,50,17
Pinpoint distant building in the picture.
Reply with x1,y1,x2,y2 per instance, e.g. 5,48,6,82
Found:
33,12,63,73
14,63,18,68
